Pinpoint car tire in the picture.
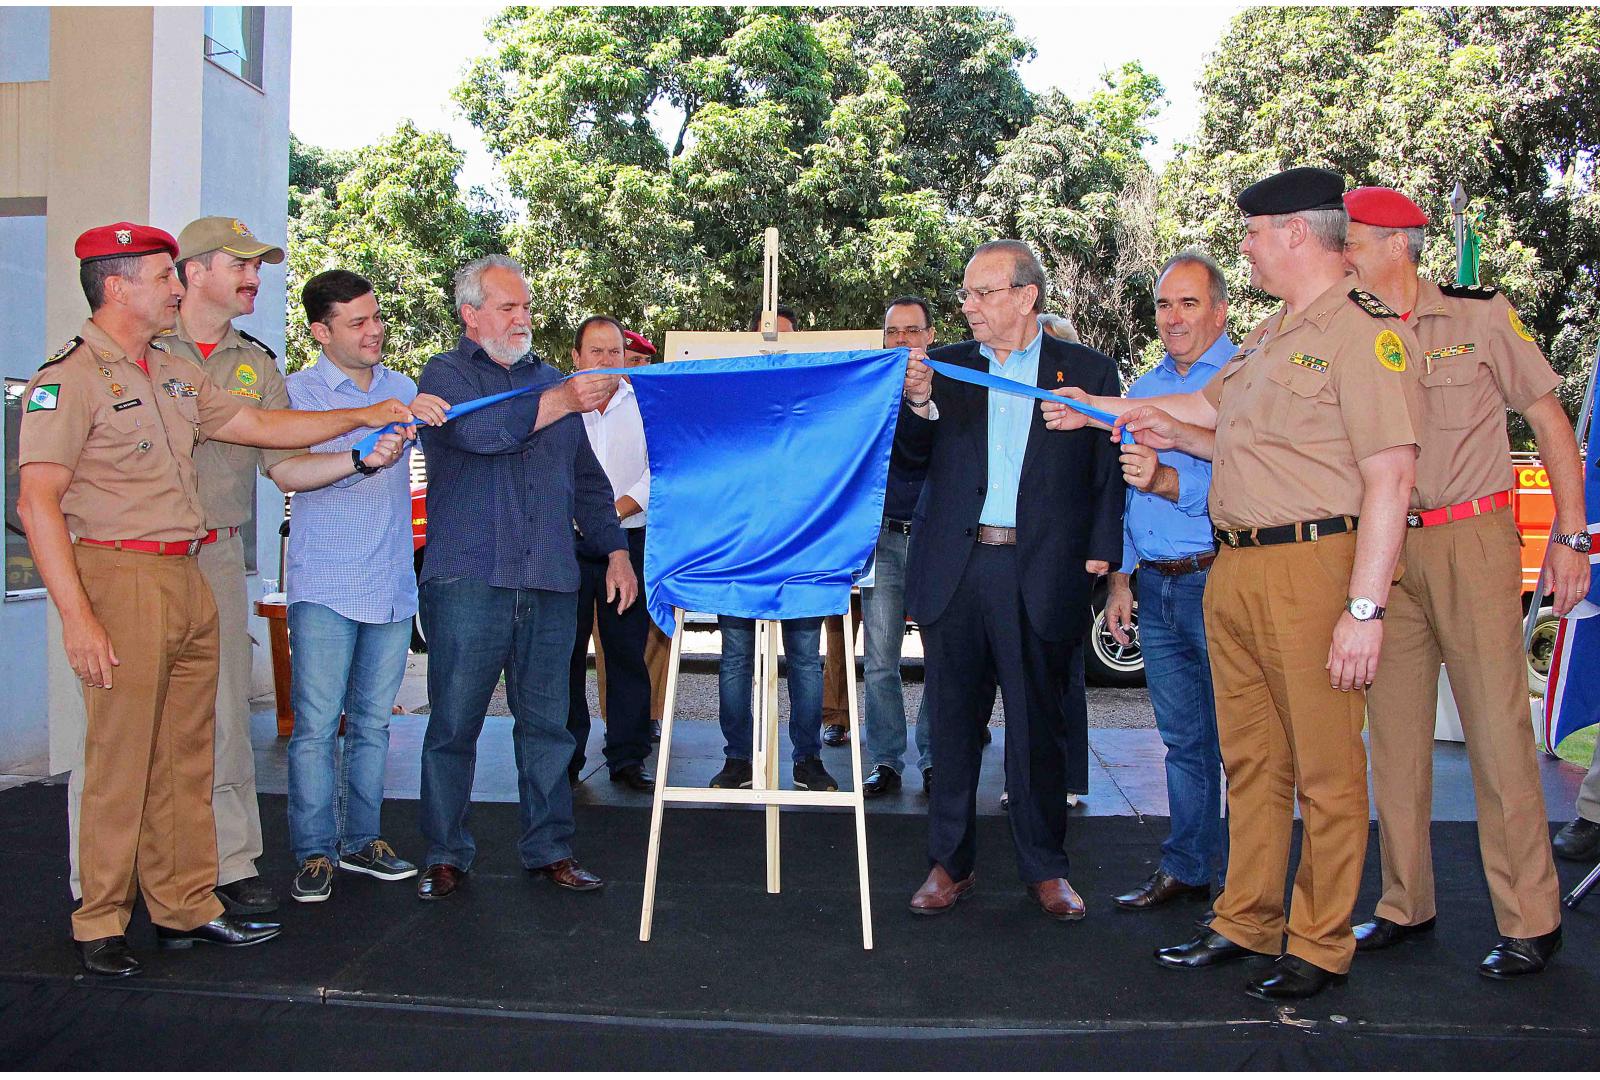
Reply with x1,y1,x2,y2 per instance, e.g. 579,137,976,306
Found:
1084,578,1144,688
410,545,427,653
1527,604,1558,696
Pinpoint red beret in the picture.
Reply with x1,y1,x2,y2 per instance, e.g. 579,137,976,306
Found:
75,222,179,263
623,329,656,356
1343,187,1429,228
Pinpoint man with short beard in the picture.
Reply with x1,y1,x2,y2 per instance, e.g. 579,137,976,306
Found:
412,255,635,901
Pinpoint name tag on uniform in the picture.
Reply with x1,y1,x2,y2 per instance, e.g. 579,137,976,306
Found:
1288,353,1328,373
1424,343,1475,362
112,399,142,412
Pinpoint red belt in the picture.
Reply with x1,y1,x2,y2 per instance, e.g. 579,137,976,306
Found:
1406,490,1511,529
77,526,234,557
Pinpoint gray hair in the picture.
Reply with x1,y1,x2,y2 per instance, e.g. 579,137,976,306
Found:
973,239,1047,313
79,255,147,311
1375,225,1426,264
453,254,525,314
1268,208,1347,253
1156,250,1229,307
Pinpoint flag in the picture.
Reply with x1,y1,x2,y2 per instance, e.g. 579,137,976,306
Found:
629,349,903,636
1457,214,1482,287
1541,428,1600,750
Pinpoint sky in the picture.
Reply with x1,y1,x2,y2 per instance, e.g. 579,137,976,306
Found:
288,2,1244,201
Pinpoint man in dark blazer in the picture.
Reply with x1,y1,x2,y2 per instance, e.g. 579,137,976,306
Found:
898,239,1123,921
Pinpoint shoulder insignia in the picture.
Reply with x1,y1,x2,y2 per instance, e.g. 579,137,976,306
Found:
1348,289,1399,319
149,338,169,352
1375,329,1408,373
1508,307,1537,343
1439,283,1499,300
40,336,83,370
237,330,278,361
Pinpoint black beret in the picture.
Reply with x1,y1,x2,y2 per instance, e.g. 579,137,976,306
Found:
1236,167,1346,217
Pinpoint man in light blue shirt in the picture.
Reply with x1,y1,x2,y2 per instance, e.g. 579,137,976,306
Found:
1105,251,1234,911
279,269,448,903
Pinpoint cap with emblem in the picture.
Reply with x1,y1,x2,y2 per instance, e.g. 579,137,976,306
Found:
75,222,179,263
1343,186,1429,228
1236,167,1346,217
176,216,285,265
622,329,656,357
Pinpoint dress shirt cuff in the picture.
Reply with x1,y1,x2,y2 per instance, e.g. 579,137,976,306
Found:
625,473,650,513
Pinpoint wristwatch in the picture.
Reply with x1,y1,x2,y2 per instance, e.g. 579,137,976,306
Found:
351,447,380,476
1346,596,1385,622
1552,531,1593,554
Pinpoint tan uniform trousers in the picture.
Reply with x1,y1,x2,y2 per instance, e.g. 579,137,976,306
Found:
196,532,264,885
822,596,864,728
1366,508,1560,938
1205,531,1370,974
72,545,226,941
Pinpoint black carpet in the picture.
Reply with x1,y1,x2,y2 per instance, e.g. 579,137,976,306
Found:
2,782,1598,1069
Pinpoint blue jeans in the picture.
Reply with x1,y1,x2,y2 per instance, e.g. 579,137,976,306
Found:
860,525,930,772
1137,567,1227,886
286,603,411,864
418,576,577,871
718,615,823,762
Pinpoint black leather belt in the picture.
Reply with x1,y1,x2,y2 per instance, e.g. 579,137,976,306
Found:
882,518,911,536
1140,552,1217,575
1214,515,1357,549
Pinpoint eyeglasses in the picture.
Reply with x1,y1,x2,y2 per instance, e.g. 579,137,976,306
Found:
884,325,930,336
954,284,1022,303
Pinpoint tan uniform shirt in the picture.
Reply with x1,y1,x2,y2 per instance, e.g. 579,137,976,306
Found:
163,319,299,530
1406,280,1559,509
18,319,244,542
1201,277,1423,529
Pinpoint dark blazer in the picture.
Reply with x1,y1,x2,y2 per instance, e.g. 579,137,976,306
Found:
895,333,1124,643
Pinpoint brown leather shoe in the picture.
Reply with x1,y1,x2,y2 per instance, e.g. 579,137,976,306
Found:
532,857,604,892
1029,877,1087,921
909,864,976,915
416,863,465,901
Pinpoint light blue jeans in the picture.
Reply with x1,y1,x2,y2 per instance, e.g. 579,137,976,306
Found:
286,602,411,864
718,616,824,762
860,525,931,773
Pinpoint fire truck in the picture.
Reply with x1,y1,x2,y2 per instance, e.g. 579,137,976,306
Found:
404,451,1562,689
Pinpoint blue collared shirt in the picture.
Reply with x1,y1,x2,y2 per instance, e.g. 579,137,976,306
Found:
417,336,625,593
978,317,1044,527
285,355,419,623
1118,333,1235,574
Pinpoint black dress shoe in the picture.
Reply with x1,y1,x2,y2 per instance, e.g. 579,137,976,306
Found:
609,763,656,791
155,913,281,949
1155,930,1268,969
417,863,466,900
1114,869,1210,910
1479,926,1562,979
216,875,278,915
922,767,932,795
1353,914,1436,952
863,765,902,797
1553,817,1600,861
822,723,850,747
74,935,141,977
1246,954,1346,1000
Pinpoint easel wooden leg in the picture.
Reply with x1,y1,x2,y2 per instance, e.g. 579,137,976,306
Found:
842,603,874,949
760,619,782,894
638,608,686,942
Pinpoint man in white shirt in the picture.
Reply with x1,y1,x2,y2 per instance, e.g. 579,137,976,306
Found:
566,316,655,790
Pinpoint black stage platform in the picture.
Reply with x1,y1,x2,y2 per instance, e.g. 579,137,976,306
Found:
2,783,1597,1070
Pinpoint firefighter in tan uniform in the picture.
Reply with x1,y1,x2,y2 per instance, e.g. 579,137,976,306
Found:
1342,186,1583,979
18,222,421,978
1043,168,1421,1000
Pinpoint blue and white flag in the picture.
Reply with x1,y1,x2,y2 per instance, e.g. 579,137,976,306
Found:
1542,429,1600,750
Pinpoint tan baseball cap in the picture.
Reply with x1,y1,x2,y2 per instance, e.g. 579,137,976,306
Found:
176,216,285,264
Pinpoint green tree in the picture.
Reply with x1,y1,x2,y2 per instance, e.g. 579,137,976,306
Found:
285,122,507,377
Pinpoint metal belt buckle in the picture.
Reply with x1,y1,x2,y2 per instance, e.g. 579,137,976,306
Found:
1308,522,1319,542
1406,511,1423,529
1222,530,1239,548
186,538,202,556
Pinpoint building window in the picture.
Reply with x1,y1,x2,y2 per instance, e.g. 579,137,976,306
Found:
204,6,265,89
4,379,44,596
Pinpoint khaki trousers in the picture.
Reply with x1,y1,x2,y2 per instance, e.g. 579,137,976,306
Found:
1205,532,1370,974
822,596,863,728
196,533,264,885
1366,508,1560,938
72,545,226,940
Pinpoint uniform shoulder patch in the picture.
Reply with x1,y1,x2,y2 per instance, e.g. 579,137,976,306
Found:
1348,289,1399,319
237,330,278,361
40,336,83,370
1439,283,1499,300
1375,329,1408,372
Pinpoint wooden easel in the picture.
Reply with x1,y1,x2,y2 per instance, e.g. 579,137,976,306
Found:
638,228,875,950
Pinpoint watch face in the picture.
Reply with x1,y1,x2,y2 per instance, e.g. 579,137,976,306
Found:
1348,597,1377,620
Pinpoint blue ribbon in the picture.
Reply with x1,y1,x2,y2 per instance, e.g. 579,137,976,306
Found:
354,351,1129,456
